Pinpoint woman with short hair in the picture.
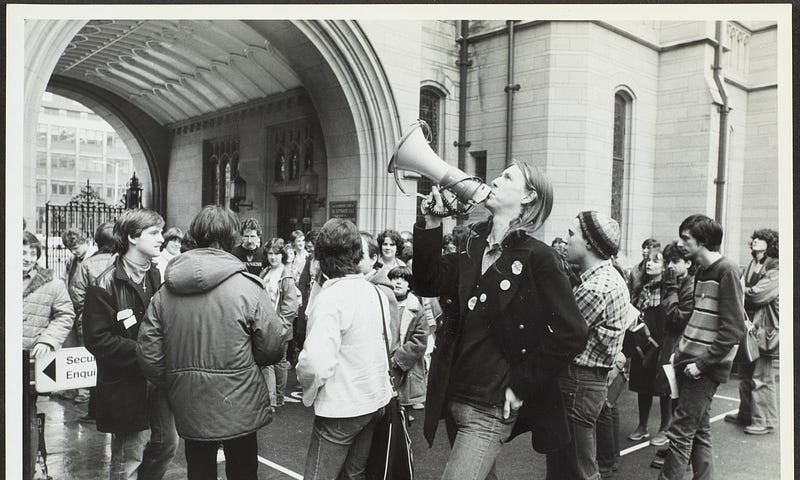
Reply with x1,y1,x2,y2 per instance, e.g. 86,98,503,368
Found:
297,218,393,479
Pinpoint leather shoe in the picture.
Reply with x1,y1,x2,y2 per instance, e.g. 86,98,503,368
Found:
724,413,749,426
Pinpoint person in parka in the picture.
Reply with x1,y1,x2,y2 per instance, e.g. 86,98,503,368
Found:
137,205,288,480
83,209,179,480
413,160,588,480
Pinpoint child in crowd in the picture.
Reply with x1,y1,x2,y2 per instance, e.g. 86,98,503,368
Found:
387,266,429,422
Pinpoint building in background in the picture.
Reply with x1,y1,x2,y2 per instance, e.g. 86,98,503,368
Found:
33,92,135,235
22,16,782,268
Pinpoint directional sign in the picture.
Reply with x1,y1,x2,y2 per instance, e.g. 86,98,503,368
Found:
34,346,97,393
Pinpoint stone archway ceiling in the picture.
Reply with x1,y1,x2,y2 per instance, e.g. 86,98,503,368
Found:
53,20,303,125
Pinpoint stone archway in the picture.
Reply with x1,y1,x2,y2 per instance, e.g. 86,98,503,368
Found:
244,20,404,232
24,19,405,232
47,75,167,213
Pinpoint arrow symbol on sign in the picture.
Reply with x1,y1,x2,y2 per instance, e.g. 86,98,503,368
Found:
43,358,57,381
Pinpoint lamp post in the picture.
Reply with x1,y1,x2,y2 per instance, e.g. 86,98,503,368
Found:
230,174,253,212
124,172,143,209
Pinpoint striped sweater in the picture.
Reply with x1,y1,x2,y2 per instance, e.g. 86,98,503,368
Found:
674,256,746,384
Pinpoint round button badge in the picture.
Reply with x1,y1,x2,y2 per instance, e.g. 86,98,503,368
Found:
500,280,511,291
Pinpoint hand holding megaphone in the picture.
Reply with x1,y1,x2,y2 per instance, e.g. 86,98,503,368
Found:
389,120,491,217
420,186,445,229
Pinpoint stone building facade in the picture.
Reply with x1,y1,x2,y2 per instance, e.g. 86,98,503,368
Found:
21,17,780,266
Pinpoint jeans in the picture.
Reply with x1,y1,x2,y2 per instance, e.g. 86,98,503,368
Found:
595,404,620,474
109,383,179,480
737,357,777,428
262,341,290,406
303,407,386,480
546,364,609,480
658,374,719,480
185,432,258,480
440,400,519,480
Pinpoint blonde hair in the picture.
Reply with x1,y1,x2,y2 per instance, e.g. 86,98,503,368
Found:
507,159,553,236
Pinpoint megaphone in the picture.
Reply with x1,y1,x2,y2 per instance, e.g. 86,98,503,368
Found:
389,120,491,216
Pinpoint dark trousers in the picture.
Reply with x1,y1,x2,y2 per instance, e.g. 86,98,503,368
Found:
185,432,258,480
658,375,719,480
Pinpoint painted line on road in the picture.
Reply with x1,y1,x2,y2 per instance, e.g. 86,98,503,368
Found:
258,455,304,480
619,407,740,457
713,394,740,402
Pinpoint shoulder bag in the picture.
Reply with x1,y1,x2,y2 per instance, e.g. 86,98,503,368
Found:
366,286,414,480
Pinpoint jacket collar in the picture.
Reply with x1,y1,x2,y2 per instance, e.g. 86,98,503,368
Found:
23,265,54,298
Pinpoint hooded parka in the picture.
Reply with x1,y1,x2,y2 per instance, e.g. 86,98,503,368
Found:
137,248,288,441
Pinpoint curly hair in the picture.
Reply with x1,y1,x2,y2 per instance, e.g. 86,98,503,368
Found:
377,229,403,253
751,228,779,260
239,217,262,237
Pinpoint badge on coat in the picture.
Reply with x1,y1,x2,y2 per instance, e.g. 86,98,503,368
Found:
468,296,478,310
116,309,136,329
500,279,511,291
479,293,487,303
512,260,523,275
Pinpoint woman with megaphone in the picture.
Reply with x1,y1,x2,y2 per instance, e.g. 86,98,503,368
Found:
412,159,589,480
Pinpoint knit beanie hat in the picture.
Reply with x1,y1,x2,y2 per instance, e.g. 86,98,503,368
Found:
577,211,620,260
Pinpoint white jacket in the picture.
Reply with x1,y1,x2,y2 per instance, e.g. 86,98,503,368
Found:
297,274,393,418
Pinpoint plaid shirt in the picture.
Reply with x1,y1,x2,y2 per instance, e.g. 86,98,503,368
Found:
572,259,630,369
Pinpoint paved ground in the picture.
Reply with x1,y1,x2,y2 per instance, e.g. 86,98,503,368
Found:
32,369,780,479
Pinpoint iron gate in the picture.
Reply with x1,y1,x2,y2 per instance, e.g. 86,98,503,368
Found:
45,180,125,280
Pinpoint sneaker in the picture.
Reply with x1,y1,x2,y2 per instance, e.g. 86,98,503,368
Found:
650,457,664,469
724,413,749,426
650,430,669,447
411,403,425,410
744,425,773,435
627,429,650,441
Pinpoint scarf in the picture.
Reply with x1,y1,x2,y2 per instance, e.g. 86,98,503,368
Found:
122,254,151,285
636,277,662,310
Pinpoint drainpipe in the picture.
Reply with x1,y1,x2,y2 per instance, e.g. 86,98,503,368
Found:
505,20,521,166
454,20,472,172
711,20,731,224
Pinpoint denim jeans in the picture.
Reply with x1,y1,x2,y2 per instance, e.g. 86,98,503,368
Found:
546,364,609,480
303,407,386,480
109,383,179,480
440,400,518,480
658,374,719,480
595,403,620,474
262,341,290,406
736,357,777,428
185,432,258,480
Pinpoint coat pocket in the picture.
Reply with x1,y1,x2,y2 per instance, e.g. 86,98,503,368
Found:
95,375,148,432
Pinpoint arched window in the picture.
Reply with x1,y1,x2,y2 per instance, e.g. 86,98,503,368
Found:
202,138,239,206
417,86,445,223
611,91,632,226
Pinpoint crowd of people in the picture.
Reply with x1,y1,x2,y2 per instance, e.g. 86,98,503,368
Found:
21,160,779,480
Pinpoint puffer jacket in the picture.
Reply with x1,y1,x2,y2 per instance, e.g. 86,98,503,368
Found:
83,256,161,433
261,265,300,341
23,266,75,350
137,248,288,441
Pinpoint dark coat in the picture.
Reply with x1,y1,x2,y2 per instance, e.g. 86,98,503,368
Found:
83,256,161,434
653,272,695,390
413,221,588,454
